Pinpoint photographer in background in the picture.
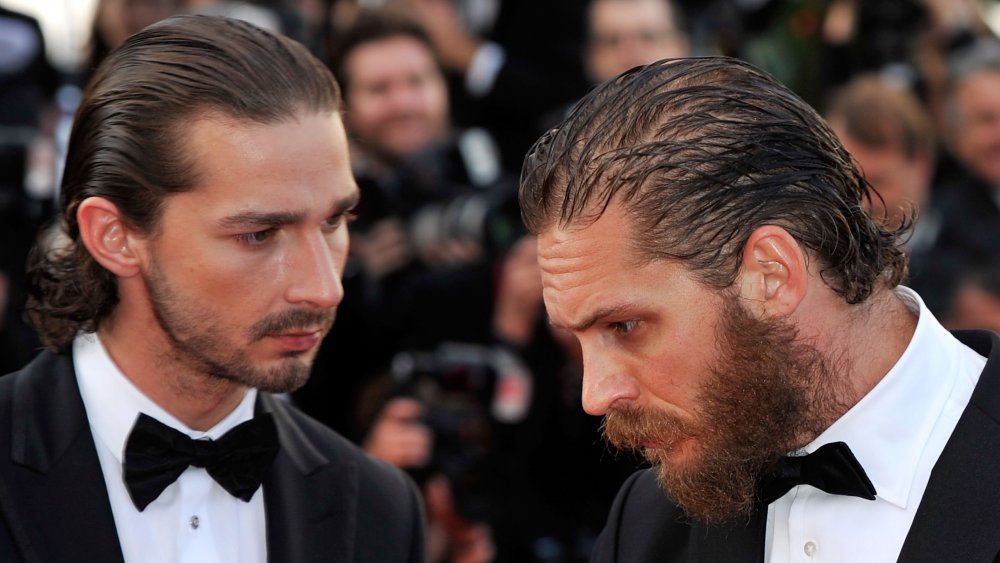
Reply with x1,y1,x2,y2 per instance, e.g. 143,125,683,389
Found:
298,8,518,398
294,10,521,561
824,73,949,314
584,0,689,85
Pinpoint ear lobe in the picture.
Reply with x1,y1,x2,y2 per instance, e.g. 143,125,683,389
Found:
736,225,808,317
77,197,143,278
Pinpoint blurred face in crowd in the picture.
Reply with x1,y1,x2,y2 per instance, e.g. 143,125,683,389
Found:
130,111,358,393
831,123,933,225
539,203,836,522
586,0,689,84
96,0,179,48
946,280,1000,334
950,69,1000,185
343,34,449,163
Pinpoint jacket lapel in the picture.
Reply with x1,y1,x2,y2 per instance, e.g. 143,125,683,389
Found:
259,394,359,562
897,330,1000,562
4,351,124,563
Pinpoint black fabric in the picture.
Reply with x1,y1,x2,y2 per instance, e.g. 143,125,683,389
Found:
758,441,876,505
124,412,279,510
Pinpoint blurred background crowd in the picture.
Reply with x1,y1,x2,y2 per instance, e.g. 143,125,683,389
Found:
4,0,1000,561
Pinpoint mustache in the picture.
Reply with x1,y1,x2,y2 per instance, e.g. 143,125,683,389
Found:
249,308,336,341
602,405,695,453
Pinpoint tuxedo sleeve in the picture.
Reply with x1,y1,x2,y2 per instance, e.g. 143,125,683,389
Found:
354,456,426,563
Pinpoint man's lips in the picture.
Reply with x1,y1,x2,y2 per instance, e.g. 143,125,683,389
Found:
266,329,323,352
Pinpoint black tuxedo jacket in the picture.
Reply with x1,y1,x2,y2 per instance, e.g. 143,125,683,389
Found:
0,350,425,562
592,330,1000,563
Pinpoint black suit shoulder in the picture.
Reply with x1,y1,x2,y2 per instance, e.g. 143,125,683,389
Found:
263,395,426,562
0,350,124,563
591,468,692,563
272,396,423,513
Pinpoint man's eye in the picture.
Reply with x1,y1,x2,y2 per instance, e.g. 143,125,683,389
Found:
323,210,358,230
610,320,638,334
236,228,276,246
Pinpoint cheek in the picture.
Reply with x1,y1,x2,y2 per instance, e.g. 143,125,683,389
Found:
194,254,264,309
971,123,1000,150
643,323,721,405
635,354,705,418
426,87,447,118
347,99,382,132
165,238,274,309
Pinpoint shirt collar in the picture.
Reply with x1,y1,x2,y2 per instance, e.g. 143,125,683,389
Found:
74,332,258,465
803,286,969,509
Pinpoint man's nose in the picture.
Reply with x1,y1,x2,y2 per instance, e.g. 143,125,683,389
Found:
581,348,636,416
286,232,344,309
390,84,423,112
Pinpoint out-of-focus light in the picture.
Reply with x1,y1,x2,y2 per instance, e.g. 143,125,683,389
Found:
0,0,99,72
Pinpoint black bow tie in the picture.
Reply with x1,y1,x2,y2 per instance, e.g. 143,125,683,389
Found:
123,412,279,511
758,441,877,506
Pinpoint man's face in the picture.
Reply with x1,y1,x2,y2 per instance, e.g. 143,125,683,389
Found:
951,69,1000,185
539,203,838,522
832,127,932,225
586,0,688,84
98,0,179,47
136,111,359,393
343,35,449,163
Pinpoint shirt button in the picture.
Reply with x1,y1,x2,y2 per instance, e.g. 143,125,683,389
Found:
803,541,817,557
190,515,200,530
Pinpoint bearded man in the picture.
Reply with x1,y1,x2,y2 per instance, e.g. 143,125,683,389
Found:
0,15,423,562
519,57,1000,562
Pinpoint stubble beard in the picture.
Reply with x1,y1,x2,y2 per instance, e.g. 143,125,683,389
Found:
602,296,848,523
145,259,335,394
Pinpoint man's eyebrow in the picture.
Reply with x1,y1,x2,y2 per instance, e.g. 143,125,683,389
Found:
216,210,304,228
216,190,361,229
552,303,635,332
336,189,362,214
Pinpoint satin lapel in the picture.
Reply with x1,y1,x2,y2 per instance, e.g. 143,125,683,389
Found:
259,395,359,563
690,513,766,563
897,330,1000,563
3,351,124,562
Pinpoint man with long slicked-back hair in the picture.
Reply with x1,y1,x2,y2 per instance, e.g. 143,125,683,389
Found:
0,15,424,562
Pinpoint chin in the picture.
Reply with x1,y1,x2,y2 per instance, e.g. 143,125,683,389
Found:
645,436,700,469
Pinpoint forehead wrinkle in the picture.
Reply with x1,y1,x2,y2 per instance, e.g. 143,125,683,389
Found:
539,237,601,288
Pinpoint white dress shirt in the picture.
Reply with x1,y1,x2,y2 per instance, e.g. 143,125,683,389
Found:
765,287,987,562
74,333,267,563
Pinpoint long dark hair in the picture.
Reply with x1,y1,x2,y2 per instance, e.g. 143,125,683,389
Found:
27,15,342,350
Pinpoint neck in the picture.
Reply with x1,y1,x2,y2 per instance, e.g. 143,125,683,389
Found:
795,287,918,445
840,288,917,402
98,311,248,431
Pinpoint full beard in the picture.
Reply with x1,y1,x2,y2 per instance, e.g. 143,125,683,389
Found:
602,296,848,523
145,259,335,394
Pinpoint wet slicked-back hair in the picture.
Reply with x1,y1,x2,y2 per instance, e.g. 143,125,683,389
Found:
28,15,342,349
520,57,906,304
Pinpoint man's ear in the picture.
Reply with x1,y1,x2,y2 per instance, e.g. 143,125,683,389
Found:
735,225,808,318
77,197,144,278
